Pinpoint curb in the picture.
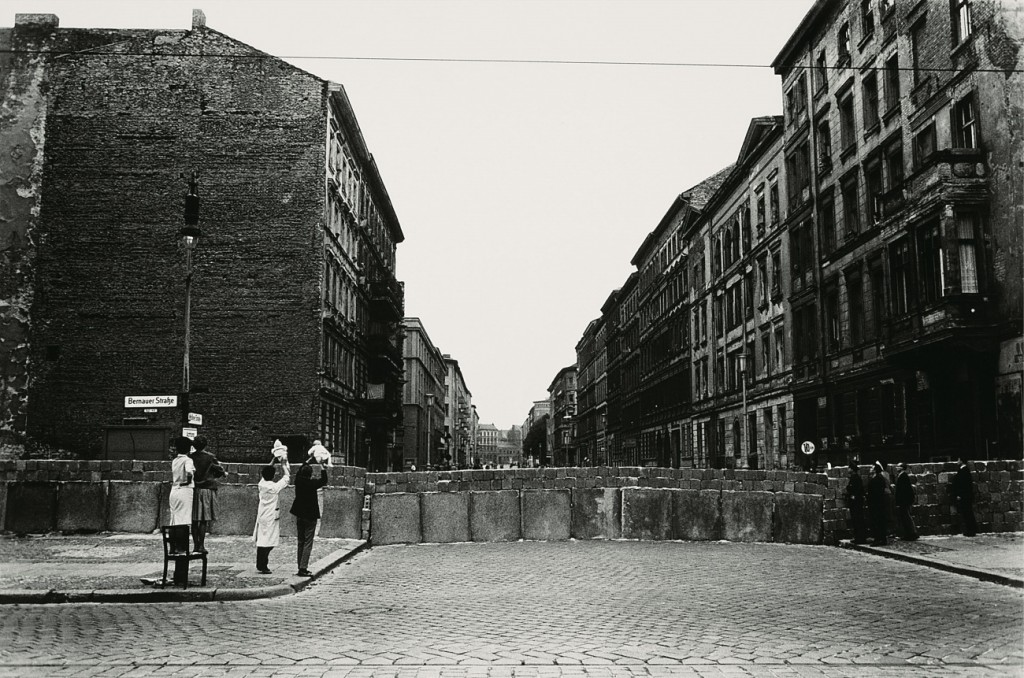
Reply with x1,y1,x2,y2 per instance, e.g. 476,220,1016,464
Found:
0,540,369,605
838,540,1024,588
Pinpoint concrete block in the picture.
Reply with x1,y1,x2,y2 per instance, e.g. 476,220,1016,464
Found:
210,484,258,536
673,489,722,541
421,492,470,543
721,490,774,543
622,488,675,540
571,487,622,540
521,489,570,541
5,482,57,533
370,492,421,545
321,487,365,540
108,481,161,533
773,492,823,544
469,490,520,542
57,482,107,533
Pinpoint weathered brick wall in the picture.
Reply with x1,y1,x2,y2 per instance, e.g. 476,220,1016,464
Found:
15,22,329,460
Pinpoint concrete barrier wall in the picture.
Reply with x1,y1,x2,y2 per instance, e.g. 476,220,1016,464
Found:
1,461,1021,546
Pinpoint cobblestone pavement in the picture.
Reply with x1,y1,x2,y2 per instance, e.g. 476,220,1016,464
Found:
0,541,1021,677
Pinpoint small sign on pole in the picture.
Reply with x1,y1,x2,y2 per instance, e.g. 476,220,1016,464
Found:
187,412,203,426
801,440,816,456
182,427,198,439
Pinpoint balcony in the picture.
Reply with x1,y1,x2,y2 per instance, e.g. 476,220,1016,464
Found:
367,277,405,322
884,295,996,359
365,334,402,371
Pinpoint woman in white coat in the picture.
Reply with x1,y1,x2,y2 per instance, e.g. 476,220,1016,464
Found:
168,436,196,555
253,440,291,574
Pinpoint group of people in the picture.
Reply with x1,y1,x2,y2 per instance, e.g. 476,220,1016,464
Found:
166,436,332,582
844,458,978,546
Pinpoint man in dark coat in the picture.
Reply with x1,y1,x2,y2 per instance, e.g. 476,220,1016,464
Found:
844,463,868,543
894,462,919,541
866,462,890,545
952,457,977,537
290,461,329,576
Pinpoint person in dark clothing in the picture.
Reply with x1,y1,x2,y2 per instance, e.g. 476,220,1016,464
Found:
952,457,978,537
290,461,328,576
844,463,868,544
866,461,890,545
894,462,919,541
190,436,225,554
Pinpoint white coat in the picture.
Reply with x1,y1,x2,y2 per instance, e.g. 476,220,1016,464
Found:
168,454,195,526
253,465,290,547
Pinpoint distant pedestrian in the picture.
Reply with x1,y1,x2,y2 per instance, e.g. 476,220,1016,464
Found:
894,462,919,541
168,436,196,556
844,463,868,544
290,458,328,577
952,457,978,537
253,440,291,574
190,436,225,554
867,461,890,546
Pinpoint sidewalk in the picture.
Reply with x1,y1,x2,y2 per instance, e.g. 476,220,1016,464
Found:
0,531,366,604
840,531,1024,588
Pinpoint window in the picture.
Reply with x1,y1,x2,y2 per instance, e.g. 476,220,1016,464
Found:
777,404,787,455
742,207,752,251
820,191,837,254
862,0,875,38
758,256,769,308
815,51,828,93
890,237,913,315
847,269,865,345
884,136,904,190
953,0,973,45
770,249,782,297
839,91,856,151
765,407,775,455
913,122,937,168
756,193,766,231
761,331,772,376
786,142,811,204
952,95,979,148
862,71,880,131
841,174,861,238
825,281,841,353
786,76,808,126
774,325,785,373
793,304,818,364
918,220,944,304
838,23,851,62
816,117,833,173
869,257,885,338
744,271,754,320
884,54,901,112
769,184,780,224
911,20,925,85
956,212,980,293
864,158,884,224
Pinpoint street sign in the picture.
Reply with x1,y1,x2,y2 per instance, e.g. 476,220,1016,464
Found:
125,395,177,408
182,427,198,439
187,412,203,426
801,441,816,455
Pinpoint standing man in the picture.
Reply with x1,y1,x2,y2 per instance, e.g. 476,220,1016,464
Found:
253,440,291,574
844,463,867,544
952,457,978,537
894,462,919,541
190,436,225,554
290,459,328,577
866,461,890,546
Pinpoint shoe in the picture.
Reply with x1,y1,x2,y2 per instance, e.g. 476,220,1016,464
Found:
296,570,313,577
258,568,272,575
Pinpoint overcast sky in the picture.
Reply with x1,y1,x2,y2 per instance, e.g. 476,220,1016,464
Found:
10,0,814,429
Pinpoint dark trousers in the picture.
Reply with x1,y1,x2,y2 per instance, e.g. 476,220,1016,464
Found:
296,518,318,570
256,546,273,571
848,500,867,542
869,505,888,544
896,505,918,540
169,525,191,584
957,499,978,536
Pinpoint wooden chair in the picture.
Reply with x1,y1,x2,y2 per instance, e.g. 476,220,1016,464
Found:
160,526,208,588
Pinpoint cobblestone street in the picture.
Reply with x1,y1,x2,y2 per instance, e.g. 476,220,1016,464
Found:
0,541,1021,677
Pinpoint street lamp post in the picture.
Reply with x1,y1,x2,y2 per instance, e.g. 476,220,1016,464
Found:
180,172,202,430
738,352,749,469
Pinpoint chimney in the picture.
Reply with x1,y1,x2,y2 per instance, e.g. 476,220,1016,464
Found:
192,9,206,29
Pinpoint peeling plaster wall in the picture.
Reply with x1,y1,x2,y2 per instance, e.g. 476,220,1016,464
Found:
0,18,56,454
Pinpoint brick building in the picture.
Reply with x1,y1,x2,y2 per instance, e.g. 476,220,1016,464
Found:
401,318,447,471
0,12,405,465
772,0,1023,464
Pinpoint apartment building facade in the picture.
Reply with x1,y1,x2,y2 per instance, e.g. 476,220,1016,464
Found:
1,12,405,465
547,365,578,466
401,318,447,470
443,355,473,469
772,0,1023,464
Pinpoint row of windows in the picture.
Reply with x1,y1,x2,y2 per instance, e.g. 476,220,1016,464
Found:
323,256,360,325
691,405,788,465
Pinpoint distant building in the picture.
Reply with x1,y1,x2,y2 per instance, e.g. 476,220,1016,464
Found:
547,365,577,466
443,355,473,469
401,318,447,470
475,423,500,467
